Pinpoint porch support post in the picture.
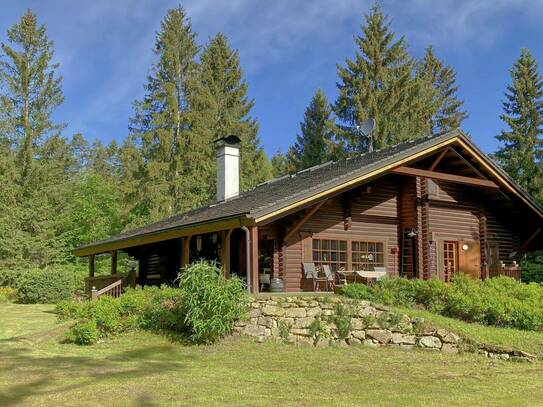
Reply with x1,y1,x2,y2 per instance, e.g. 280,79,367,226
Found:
111,250,118,275
182,235,191,269
250,226,259,294
88,254,95,277
221,229,233,277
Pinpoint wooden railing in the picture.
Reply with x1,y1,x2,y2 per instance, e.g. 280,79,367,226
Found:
90,278,123,300
87,269,137,301
481,263,521,281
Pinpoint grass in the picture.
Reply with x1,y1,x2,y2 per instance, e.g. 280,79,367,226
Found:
1,303,542,406
397,307,543,357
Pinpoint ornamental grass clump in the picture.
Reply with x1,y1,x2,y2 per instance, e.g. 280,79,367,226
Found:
178,260,249,344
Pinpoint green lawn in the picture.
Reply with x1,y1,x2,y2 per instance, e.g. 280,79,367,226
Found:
1,303,542,406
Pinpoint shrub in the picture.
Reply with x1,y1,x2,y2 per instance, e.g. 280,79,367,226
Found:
340,275,543,332
0,268,24,287
16,267,79,304
178,260,248,343
340,283,374,301
309,314,328,345
66,319,100,345
0,287,17,302
328,303,353,340
278,320,292,343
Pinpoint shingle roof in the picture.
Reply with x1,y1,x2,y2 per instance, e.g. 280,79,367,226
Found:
76,131,464,253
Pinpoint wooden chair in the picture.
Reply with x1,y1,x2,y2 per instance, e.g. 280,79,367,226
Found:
321,265,336,290
303,263,328,291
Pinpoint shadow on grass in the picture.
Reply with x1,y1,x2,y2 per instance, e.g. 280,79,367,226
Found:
0,343,196,405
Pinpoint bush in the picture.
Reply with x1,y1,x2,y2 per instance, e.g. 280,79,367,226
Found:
0,287,17,302
58,261,249,345
0,268,23,287
340,275,543,332
16,267,80,304
57,285,185,341
178,260,248,343
521,251,543,283
66,319,100,345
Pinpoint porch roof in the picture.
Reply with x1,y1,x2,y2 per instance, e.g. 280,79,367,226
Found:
74,129,543,256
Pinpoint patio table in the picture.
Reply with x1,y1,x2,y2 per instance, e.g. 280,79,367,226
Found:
336,270,387,285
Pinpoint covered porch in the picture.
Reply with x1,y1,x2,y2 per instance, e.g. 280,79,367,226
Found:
82,220,270,297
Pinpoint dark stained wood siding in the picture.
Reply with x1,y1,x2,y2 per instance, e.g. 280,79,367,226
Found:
486,208,519,262
279,176,400,291
272,173,524,291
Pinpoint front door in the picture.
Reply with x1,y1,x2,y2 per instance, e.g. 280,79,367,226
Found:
488,242,500,277
442,241,458,282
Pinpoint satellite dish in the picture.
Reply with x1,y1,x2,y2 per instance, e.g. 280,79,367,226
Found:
358,118,375,136
356,118,376,152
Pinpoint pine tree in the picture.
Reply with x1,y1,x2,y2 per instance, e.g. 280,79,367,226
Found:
190,32,271,193
0,9,64,193
287,89,337,171
494,48,543,200
129,6,200,221
334,4,427,152
417,46,467,134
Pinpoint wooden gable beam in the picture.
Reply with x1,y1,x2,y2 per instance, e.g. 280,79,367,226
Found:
283,200,326,242
447,147,487,179
428,148,449,171
520,227,542,252
391,166,499,189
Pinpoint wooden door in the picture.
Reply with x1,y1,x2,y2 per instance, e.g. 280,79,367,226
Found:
441,241,458,282
458,240,481,279
488,242,499,277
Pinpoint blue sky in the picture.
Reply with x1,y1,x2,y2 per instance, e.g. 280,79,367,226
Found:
2,0,543,156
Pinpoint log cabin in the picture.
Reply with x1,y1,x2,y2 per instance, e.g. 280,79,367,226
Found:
75,130,543,295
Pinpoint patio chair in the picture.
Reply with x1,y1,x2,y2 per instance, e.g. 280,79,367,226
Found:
321,264,335,290
303,262,328,291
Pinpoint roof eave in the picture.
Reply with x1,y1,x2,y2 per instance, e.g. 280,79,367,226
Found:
74,214,255,257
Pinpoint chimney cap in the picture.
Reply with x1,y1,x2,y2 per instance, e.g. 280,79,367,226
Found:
213,135,241,147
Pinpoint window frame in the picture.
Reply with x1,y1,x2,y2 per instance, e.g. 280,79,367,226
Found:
310,234,387,271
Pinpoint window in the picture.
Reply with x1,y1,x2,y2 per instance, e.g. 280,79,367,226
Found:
312,239,347,271
443,241,458,282
352,241,385,271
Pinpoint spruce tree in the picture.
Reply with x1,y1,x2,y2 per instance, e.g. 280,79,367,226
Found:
0,10,66,266
190,32,271,193
334,4,427,152
417,46,467,134
288,89,337,171
129,6,200,220
0,9,64,193
495,48,543,200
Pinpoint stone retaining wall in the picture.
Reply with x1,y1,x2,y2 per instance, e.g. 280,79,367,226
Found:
233,295,535,362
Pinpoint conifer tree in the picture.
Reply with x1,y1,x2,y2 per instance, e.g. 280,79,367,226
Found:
190,32,271,193
287,89,337,171
495,48,543,200
0,10,66,266
0,9,64,193
129,6,200,220
417,46,467,134
334,4,427,152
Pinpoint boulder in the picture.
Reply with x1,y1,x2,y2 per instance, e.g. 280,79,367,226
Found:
366,329,393,344
441,343,459,354
293,317,315,329
243,324,266,337
257,316,274,329
262,305,285,317
418,336,442,349
284,307,307,318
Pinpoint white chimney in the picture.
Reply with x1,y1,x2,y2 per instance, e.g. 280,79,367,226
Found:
214,135,241,202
